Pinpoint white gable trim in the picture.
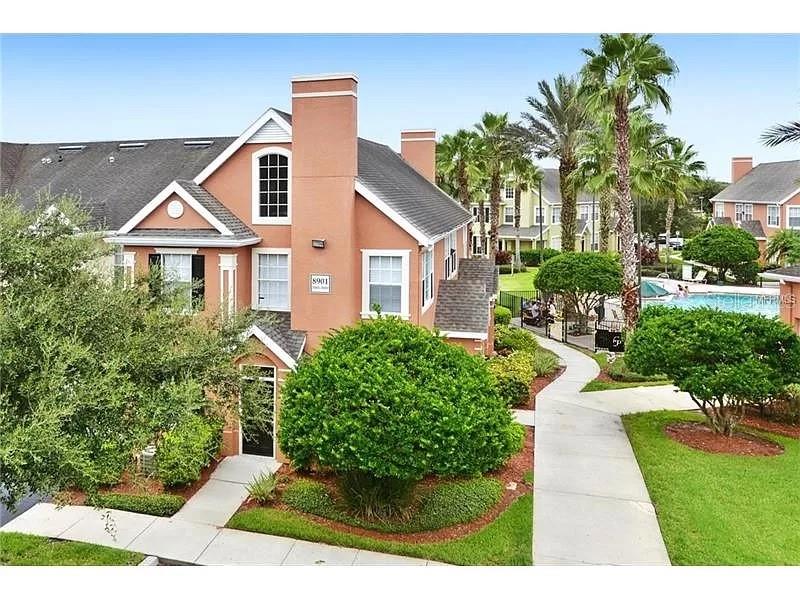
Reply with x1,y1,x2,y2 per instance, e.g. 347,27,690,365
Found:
440,330,488,341
194,108,293,185
779,187,800,205
117,181,233,235
244,324,298,370
355,180,432,246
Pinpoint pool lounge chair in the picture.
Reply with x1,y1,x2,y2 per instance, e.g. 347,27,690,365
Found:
685,269,707,283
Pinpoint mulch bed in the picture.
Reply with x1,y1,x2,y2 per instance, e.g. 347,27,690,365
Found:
665,422,784,456
527,367,564,410
741,408,800,439
237,427,534,544
60,457,222,506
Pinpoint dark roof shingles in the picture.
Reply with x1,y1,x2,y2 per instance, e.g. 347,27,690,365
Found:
253,311,306,361
712,160,800,204
434,280,491,333
174,180,255,238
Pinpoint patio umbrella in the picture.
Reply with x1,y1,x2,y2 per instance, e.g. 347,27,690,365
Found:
641,280,671,299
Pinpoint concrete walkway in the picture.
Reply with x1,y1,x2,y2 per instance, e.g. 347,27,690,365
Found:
173,455,280,526
532,335,694,566
1,502,440,565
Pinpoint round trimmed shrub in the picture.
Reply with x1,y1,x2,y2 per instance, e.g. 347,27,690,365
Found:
494,324,538,353
494,306,512,325
488,351,535,407
279,317,523,514
156,414,221,487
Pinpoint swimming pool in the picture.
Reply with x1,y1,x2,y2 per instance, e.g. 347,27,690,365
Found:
656,292,780,317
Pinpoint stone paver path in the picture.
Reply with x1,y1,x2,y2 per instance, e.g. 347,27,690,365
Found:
1,502,440,565
532,335,694,566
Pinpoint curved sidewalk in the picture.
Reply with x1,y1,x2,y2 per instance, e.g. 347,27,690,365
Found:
532,335,689,566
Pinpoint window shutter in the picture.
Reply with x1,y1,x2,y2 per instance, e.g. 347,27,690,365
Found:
148,254,161,297
191,254,205,310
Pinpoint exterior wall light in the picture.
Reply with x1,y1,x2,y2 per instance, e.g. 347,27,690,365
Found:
312,239,326,249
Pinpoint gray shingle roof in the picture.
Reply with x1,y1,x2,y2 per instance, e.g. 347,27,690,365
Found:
740,219,766,238
434,280,491,333
711,216,733,226
174,180,255,238
1,137,235,230
498,225,547,239
458,257,497,296
253,311,306,361
712,160,800,204
118,228,256,241
357,137,472,240
761,265,800,282
541,168,595,205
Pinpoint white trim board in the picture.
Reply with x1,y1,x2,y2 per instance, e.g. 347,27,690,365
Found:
194,108,293,185
117,181,233,235
292,91,357,98
291,73,358,82
440,330,488,341
243,325,299,370
355,181,432,246
106,235,260,248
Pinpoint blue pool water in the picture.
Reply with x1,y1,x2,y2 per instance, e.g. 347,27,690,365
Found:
659,292,779,317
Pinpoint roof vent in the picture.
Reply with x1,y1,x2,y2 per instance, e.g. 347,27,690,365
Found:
184,140,214,148
118,142,148,150
41,157,52,165
57,145,86,152
108,156,116,164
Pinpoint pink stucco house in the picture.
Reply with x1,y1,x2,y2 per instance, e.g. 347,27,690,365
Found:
1,73,497,460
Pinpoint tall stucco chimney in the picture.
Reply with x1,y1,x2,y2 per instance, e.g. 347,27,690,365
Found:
731,156,753,183
401,129,437,183
290,73,359,348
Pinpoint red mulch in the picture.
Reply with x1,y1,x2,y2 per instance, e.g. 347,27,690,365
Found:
741,408,800,439
238,427,535,544
665,422,784,456
61,456,222,506
527,367,564,410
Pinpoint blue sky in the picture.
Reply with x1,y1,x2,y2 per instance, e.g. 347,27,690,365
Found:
1,34,797,181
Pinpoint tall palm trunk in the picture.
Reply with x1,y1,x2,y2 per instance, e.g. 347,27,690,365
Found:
478,199,487,256
489,170,501,262
514,187,522,268
599,189,613,253
559,159,578,252
614,94,639,329
457,164,473,256
664,197,674,268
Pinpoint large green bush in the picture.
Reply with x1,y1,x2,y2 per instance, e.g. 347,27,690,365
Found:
494,306,512,325
683,226,760,282
626,306,800,435
87,492,185,516
156,414,221,487
279,317,523,507
494,324,539,353
488,352,535,407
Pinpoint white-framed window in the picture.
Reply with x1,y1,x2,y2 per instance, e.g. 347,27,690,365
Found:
743,203,753,221
421,248,434,309
735,203,743,222
361,250,409,318
768,205,780,227
252,147,291,225
471,205,490,222
504,184,516,200
504,206,515,225
150,249,200,312
472,206,479,218
552,207,561,224
252,249,290,311
535,207,544,225
579,205,590,221
550,236,561,251
444,230,458,279
789,207,800,229
715,202,725,218
113,247,135,286
472,235,485,255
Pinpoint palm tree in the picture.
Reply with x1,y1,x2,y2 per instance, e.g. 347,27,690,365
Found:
761,121,800,146
436,129,484,211
765,229,800,266
475,112,515,262
658,138,705,265
580,33,678,330
512,75,589,253
507,154,543,268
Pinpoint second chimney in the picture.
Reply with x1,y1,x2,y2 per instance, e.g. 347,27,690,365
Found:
731,156,753,183
401,130,436,183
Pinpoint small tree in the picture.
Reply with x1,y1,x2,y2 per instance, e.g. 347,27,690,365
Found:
682,225,760,283
279,317,523,518
533,252,622,330
626,306,800,436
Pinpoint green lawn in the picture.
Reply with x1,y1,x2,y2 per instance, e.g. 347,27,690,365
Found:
228,493,533,565
0,532,144,566
623,411,800,565
581,379,673,392
499,269,538,292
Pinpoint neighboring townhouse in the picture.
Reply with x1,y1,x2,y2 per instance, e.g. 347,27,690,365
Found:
469,168,620,255
760,266,800,335
709,157,800,258
1,73,496,461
